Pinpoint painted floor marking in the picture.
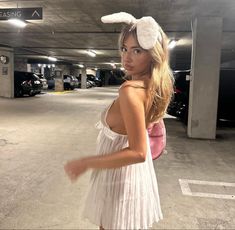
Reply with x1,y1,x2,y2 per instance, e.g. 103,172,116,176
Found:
179,179,235,200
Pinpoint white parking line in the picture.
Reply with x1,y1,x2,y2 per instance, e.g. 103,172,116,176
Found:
179,179,235,200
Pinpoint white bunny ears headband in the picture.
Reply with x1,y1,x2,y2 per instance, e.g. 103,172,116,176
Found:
101,12,162,50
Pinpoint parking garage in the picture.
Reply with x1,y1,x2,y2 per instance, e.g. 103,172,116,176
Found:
0,0,235,229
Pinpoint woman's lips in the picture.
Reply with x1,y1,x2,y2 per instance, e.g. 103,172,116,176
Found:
124,64,133,71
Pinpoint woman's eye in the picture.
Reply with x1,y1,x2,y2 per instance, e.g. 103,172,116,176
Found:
120,47,127,52
133,49,141,54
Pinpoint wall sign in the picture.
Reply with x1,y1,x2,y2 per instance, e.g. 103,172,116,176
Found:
2,67,8,75
0,8,43,20
0,55,9,64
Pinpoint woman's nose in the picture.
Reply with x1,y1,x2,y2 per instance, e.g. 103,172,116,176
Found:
123,51,132,62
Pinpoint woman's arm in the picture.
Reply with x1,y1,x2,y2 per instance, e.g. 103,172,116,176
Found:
64,83,148,181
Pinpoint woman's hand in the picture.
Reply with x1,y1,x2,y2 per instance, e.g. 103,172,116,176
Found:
64,158,88,182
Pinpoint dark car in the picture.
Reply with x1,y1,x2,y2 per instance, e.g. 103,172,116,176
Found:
86,74,102,87
63,75,75,90
76,75,93,88
167,69,235,123
14,71,43,97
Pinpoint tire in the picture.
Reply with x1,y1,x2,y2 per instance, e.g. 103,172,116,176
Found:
28,90,36,97
15,89,23,97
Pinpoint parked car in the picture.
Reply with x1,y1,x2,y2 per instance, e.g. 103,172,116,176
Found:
35,73,48,90
167,69,235,123
86,74,102,87
71,75,79,88
47,76,55,89
76,75,93,88
14,71,42,97
63,75,75,90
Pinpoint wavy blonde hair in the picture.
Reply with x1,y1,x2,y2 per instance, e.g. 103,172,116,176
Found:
119,24,174,124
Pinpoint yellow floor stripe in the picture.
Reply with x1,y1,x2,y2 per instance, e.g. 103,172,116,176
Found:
47,90,76,95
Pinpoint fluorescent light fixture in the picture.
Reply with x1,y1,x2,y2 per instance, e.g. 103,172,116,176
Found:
48,56,57,61
86,50,96,57
168,40,177,49
78,64,84,68
8,18,27,28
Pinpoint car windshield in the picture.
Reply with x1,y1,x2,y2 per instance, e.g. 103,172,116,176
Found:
32,74,40,80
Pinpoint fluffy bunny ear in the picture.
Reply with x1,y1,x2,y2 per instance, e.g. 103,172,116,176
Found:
136,16,162,49
101,12,137,24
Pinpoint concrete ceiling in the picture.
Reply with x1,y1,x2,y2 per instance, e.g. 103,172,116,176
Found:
0,0,235,70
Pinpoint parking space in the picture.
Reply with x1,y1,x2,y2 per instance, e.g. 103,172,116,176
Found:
0,87,234,229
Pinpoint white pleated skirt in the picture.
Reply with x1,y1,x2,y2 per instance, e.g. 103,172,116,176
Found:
83,117,163,229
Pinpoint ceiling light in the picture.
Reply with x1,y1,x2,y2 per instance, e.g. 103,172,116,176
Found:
86,50,96,57
48,56,57,61
8,18,27,28
78,64,84,68
168,40,177,49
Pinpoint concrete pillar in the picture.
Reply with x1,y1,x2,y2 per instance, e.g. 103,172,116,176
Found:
27,64,31,72
81,68,87,89
188,17,223,139
54,69,63,92
0,47,14,98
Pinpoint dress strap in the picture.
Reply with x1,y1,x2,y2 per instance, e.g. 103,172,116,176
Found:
119,81,147,90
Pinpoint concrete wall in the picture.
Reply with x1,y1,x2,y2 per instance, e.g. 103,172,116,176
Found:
86,69,96,76
0,47,14,98
14,57,27,72
70,67,81,76
221,60,235,69
56,64,70,76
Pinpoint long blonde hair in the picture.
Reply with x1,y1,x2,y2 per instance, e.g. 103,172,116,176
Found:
119,24,174,124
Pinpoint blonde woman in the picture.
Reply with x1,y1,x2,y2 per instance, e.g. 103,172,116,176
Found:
64,12,173,230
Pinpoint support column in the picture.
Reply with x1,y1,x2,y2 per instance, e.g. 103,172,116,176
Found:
81,68,87,89
0,47,14,98
188,17,223,139
54,69,63,91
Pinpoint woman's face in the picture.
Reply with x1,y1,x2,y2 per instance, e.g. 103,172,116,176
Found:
121,34,152,79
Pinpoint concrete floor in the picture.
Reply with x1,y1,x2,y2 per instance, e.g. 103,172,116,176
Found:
0,87,234,229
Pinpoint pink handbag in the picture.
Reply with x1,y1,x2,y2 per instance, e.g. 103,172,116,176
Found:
147,119,166,160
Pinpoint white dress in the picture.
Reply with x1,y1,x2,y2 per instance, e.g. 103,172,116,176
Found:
83,101,163,229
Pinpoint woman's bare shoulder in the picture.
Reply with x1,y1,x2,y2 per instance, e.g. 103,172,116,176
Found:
118,80,148,106
119,80,147,90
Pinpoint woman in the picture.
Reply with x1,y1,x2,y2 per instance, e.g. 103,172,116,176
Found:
64,12,173,230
